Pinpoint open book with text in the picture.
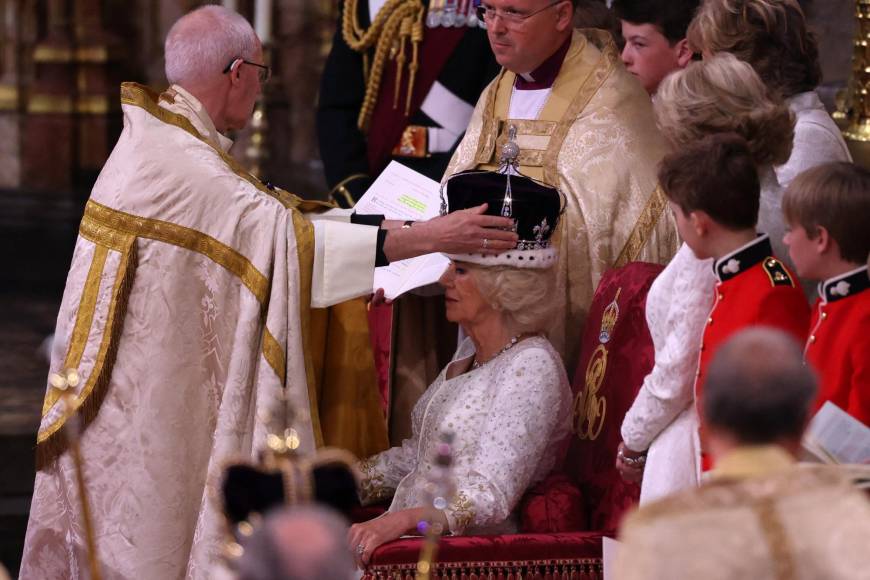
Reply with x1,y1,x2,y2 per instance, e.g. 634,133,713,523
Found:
802,401,870,464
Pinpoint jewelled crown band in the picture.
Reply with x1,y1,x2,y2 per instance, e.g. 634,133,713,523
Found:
440,124,565,268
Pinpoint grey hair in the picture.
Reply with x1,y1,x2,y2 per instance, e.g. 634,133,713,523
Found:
470,263,557,335
237,506,356,580
164,5,259,86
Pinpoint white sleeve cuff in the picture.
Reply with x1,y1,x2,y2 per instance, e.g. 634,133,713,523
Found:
305,208,353,223
311,221,376,308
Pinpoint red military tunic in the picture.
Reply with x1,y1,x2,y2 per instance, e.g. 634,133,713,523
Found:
805,265,870,425
695,234,811,407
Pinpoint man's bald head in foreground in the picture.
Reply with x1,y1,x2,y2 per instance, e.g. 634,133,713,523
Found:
236,506,356,580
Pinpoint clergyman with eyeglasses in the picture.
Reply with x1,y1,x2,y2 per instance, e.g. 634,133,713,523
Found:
445,0,678,376
18,6,519,580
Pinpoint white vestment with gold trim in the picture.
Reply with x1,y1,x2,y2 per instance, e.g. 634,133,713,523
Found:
20,84,377,580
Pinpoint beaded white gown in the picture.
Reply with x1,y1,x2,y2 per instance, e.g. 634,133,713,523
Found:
359,336,572,534
621,243,716,504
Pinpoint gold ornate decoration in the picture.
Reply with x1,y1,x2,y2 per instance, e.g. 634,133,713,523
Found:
358,456,395,503
573,287,621,441
26,94,114,115
327,173,369,206
0,84,18,111
613,185,669,269
37,231,137,470
32,44,109,63
245,45,271,180
448,490,474,531
842,1,870,142
573,345,607,441
598,288,621,344
218,385,360,572
363,558,604,580
341,0,425,132
42,245,109,416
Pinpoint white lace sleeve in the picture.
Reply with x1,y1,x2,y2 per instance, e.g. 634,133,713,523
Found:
621,249,715,452
445,346,570,533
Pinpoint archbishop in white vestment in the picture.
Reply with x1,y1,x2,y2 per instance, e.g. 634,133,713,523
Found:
20,82,379,580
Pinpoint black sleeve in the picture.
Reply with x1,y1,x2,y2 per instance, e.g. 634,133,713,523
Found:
375,229,389,267
316,3,374,202
350,213,385,227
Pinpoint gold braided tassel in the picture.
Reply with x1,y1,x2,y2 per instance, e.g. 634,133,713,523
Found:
341,0,425,133
405,9,424,115
393,15,413,109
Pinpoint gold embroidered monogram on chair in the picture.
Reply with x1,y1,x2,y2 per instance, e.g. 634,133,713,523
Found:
573,288,621,441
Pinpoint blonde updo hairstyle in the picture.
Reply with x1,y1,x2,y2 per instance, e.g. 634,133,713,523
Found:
467,263,557,335
654,53,794,167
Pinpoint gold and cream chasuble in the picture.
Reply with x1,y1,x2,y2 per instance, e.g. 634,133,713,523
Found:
445,29,678,374
21,83,385,580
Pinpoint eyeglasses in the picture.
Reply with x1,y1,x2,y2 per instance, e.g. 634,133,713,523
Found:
223,58,271,84
475,1,566,27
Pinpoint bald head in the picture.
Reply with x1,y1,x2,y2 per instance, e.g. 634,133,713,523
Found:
237,506,356,580
164,5,259,87
703,327,817,445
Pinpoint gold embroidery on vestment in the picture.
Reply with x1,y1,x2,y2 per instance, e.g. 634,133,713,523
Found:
83,200,271,304
613,185,669,268
262,330,287,384
37,232,138,468
754,497,796,580
43,245,109,416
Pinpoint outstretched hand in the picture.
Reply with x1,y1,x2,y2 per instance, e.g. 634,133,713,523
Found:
423,203,518,255
382,203,518,263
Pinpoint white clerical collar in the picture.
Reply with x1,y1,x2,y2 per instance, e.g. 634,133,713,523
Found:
165,84,234,153
519,72,535,83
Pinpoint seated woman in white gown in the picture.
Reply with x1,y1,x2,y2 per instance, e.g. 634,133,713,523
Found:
349,170,573,565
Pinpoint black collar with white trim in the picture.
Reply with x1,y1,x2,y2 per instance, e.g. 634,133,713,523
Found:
818,265,870,303
713,234,772,282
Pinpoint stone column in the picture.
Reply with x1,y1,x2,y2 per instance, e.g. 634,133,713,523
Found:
0,0,21,187
21,0,76,190
72,0,120,183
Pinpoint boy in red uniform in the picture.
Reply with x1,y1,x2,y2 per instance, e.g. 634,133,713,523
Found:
659,133,810,406
782,162,870,425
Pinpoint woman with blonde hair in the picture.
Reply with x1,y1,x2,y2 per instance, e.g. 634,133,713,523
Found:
348,175,572,566
687,0,851,273
654,52,794,259
618,53,796,503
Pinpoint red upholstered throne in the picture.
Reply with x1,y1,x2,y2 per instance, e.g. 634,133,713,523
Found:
363,262,664,579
